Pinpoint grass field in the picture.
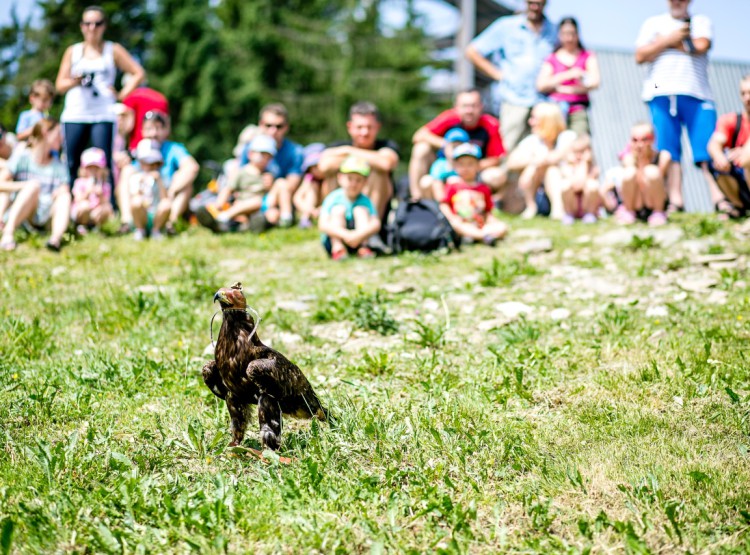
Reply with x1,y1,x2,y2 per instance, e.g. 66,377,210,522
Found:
1,214,749,554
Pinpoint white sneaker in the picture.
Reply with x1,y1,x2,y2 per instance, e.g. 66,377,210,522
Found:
151,229,164,240
133,228,146,241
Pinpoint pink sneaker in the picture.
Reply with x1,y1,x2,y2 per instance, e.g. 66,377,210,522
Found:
615,205,636,225
581,213,598,224
647,211,667,227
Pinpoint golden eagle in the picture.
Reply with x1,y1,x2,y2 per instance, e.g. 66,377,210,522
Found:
202,282,327,450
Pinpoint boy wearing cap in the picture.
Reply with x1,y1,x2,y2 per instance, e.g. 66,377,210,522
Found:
71,147,114,233
197,135,277,232
440,143,508,246
419,127,471,201
409,89,506,200
116,110,198,234
140,110,199,233
318,156,381,260
128,139,171,240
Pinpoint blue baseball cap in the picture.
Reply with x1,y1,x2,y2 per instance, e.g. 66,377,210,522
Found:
452,142,482,160
249,134,277,156
444,127,470,143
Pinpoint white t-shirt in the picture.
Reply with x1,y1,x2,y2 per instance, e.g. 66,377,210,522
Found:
515,129,577,160
60,41,118,123
636,13,713,102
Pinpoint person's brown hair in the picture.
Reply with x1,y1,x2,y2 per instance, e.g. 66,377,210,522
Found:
28,118,59,147
82,5,107,22
348,101,381,122
259,103,289,123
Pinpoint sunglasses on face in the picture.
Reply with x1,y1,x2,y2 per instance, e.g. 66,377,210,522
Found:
631,135,653,142
81,20,105,27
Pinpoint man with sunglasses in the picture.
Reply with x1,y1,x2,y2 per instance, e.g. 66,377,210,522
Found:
465,0,556,153
635,0,716,213
238,104,303,227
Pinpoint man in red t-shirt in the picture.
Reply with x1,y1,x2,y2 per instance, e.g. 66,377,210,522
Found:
123,78,169,151
409,88,506,200
707,74,750,217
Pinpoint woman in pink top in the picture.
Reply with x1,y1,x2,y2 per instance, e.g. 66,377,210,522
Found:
536,17,600,137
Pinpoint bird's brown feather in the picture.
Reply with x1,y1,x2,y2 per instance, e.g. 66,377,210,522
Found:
203,284,326,450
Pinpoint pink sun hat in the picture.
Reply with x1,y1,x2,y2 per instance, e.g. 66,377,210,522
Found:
80,147,107,168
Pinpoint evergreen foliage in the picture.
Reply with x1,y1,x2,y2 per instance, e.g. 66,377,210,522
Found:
0,1,151,127
0,0,438,180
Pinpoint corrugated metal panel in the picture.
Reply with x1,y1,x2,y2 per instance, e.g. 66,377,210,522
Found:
590,50,750,212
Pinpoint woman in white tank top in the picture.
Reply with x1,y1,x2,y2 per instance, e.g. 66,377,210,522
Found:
55,6,145,193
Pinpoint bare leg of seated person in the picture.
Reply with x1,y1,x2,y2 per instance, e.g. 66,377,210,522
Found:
545,166,566,220
408,142,435,200
518,164,546,219
364,169,392,220
666,161,683,211
152,199,171,236
328,205,348,256
642,164,667,213
417,175,441,202
167,167,195,226
130,196,149,239
220,197,264,222
48,189,71,249
582,179,602,220
1,183,40,249
116,164,136,230
560,180,577,219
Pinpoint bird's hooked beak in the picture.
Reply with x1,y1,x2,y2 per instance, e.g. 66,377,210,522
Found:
214,290,227,305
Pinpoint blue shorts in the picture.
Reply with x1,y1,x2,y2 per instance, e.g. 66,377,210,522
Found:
648,95,716,164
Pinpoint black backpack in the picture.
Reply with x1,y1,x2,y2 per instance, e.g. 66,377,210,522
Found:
387,199,459,254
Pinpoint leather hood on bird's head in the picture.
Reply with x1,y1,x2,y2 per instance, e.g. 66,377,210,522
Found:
213,282,247,310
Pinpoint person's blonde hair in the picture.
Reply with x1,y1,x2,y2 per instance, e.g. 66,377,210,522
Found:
630,121,655,139
30,79,55,98
28,118,59,147
532,102,566,144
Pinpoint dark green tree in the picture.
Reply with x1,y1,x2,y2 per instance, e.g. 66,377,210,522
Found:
0,0,151,128
1,0,439,179
145,0,231,167
215,0,436,159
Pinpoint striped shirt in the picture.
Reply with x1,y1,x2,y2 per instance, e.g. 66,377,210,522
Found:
636,13,713,102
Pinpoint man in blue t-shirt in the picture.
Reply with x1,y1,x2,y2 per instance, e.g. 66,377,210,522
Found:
465,0,556,152
116,110,199,234
240,103,304,227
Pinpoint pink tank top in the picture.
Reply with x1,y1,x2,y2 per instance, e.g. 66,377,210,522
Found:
546,50,591,112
